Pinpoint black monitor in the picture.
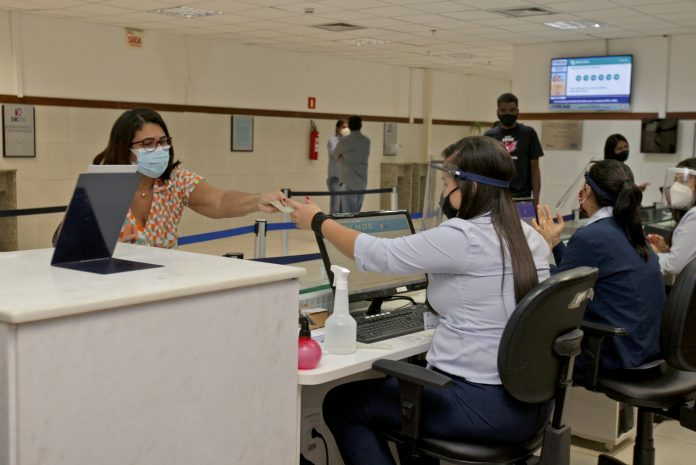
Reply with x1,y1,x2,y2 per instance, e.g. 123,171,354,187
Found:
51,172,162,274
315,210,427,314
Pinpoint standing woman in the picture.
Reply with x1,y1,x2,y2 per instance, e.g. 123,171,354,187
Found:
647,158,696,275
603,133,648,191
289,136,552,465
533,160,665,374
91,108,286,249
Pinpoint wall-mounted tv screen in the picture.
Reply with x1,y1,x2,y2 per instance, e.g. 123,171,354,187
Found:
641,118,678,154
549,55,632,111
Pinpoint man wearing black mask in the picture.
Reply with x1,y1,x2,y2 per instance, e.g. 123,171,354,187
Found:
484,93,543,205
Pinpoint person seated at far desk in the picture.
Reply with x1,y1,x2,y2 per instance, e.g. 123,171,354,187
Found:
54,108,286,249
289,136,552,465
647,158,696,276
533,160,665,375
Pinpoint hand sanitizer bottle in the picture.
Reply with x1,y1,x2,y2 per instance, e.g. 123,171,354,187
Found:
324,265,356,354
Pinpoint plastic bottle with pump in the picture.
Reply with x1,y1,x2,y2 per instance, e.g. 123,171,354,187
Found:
298,314,322,370
324,265,357,354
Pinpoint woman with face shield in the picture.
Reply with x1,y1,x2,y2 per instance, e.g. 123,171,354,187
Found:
647,158,696,275
533,160,665,375
288,136,552,465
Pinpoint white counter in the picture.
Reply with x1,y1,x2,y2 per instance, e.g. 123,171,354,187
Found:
0,244,304,465
0,243,303,323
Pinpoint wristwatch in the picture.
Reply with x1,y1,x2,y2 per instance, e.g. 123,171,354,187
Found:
311,212,328,237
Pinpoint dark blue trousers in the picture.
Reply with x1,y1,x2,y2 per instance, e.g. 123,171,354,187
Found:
323,374,552,465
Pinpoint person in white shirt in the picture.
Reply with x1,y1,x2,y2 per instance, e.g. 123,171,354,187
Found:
327,119,348,213
289,136,551,465
648,158,696,275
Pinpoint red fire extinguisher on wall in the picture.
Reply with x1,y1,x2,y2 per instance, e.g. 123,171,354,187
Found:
309,120,319,160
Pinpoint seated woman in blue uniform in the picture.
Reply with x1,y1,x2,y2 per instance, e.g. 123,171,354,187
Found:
533,160,665,374
289,136,552,465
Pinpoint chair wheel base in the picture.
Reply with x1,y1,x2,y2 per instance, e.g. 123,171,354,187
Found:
598,454,627,465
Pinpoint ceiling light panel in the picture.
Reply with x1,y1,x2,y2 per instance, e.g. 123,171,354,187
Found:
150,7,223,18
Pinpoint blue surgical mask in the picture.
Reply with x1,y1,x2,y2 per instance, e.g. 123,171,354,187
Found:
130,147,170,178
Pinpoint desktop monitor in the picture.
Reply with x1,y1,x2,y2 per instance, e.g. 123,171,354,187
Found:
315,211,427,314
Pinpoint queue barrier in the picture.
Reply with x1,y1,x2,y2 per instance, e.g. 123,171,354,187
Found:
0,186,470,259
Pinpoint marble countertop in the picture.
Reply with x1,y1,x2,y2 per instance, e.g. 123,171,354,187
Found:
0,244,305,324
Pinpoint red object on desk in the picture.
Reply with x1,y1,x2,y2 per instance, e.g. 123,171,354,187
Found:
298,317,322,370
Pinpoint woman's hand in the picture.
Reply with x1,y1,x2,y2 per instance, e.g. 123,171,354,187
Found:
257,191,287,213
647,233,669,254
531,204,564,250
119,223,138,243
287,197,322,230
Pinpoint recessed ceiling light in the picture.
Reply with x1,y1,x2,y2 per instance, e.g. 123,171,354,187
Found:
313,23,365,32
341,38,389,46
491,7,555,18
544,21,607,30
150,7,223,18
442,53,477,61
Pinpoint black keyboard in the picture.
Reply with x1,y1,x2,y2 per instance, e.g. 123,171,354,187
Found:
355,304,429,344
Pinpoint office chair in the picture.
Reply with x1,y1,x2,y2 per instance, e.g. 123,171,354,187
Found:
371,266,599,465
576,257,696,465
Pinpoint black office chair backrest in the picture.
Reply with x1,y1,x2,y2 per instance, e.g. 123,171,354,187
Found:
498,266,598,403
661,257,696,371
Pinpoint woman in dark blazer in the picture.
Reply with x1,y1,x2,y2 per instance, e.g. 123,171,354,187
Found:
533,160,665,374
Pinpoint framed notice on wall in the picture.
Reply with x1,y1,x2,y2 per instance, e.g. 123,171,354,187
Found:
2,104,36,157
541,120,583,151
231,115,254,152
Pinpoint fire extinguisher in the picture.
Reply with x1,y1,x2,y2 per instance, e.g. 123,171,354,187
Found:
309,120,319,160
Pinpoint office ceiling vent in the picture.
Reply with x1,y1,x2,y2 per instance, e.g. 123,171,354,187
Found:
313,23,365,32
491,7,555,18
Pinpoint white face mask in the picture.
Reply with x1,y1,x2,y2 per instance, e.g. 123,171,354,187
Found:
340,127,351,137
668,182,694,209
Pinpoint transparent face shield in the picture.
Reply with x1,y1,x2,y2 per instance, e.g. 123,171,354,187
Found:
421,160,459,231
662,167,696,210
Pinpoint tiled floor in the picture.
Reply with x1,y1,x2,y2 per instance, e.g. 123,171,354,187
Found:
569,419,696,465
185,224,696,465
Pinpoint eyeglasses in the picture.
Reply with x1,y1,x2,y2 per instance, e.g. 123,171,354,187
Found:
131,136,172,152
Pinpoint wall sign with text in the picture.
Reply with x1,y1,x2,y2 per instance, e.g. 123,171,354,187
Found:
2,104,36,158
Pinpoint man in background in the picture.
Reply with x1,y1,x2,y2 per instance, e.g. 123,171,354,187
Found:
485,93,543,205
333,115,370,213
327,119,348,213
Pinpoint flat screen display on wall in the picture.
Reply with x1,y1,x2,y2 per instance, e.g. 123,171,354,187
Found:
641,118,678,154
549,55,633,111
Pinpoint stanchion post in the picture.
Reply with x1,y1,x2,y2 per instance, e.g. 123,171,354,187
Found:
391,186,398,211
282,188,290,256
254,219,267,259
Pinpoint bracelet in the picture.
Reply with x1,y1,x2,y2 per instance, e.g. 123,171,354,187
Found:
311,212,328,237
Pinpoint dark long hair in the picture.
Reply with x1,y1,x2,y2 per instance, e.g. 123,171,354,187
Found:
588,160,649,260
449,136,539,303
603,133,628,160
93,108,180,180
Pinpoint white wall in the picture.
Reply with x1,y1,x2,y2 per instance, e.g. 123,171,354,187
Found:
0,11,509,252
512,35,696,209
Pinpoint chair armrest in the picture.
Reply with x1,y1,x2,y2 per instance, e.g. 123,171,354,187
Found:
581,321,628,337
576,322,628,390
372,359,452,389
371,359,452,440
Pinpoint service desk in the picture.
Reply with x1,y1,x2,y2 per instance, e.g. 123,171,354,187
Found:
0,244,304,465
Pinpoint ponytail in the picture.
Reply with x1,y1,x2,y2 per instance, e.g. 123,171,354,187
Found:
613,179,649,260
589,160,649,261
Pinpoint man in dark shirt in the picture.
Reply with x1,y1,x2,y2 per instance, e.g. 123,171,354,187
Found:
484,93,543,205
